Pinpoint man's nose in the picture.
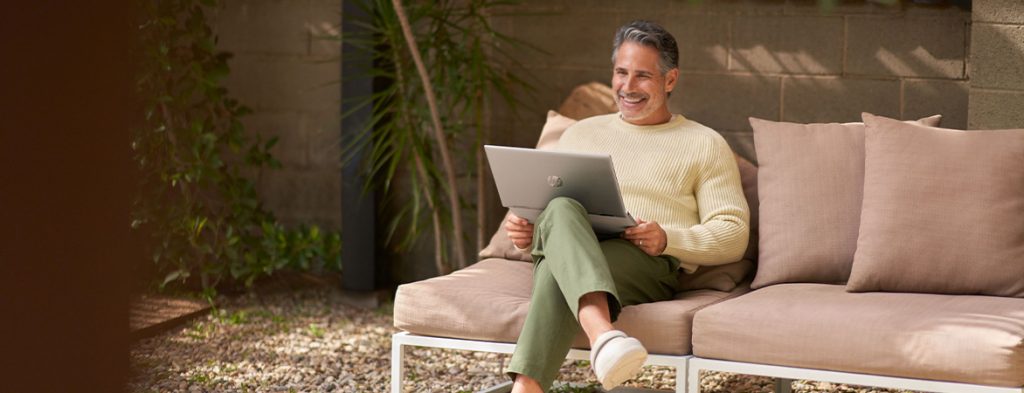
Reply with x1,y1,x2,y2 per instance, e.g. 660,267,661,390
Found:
624,75,638,90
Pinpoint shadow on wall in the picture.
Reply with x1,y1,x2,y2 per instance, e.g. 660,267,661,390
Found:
490,2,972,166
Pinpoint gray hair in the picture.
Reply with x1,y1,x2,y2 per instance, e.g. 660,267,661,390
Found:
611,20,679,75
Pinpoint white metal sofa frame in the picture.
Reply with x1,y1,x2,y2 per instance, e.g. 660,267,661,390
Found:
391,331,1024,393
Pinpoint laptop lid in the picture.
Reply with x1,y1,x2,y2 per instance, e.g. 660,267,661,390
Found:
484,145,631,221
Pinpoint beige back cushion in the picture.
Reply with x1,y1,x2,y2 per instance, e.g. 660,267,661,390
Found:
847,113,1024,297
480,83,756,291
749,115,942,289
556,82,618,121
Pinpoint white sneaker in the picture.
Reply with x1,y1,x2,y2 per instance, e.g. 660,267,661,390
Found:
589,330,648,390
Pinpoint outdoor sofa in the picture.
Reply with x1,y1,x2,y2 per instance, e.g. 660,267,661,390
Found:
390,84,1024,393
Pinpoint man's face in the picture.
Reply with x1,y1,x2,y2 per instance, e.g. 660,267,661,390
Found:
612,42,679,126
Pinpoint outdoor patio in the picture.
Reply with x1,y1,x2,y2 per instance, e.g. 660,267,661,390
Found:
127,0,1022,391
6,0,1021,392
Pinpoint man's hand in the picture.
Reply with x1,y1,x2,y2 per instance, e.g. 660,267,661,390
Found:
623,219,667,256
505,212,535,250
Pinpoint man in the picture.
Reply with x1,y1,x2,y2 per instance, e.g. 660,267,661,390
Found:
503,20,750,393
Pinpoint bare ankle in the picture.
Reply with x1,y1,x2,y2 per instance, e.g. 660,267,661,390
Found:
578,292,615,346
511,373,543,393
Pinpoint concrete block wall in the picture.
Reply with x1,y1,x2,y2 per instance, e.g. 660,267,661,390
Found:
201,1,1024,278
489,0,972,163
969,0,1024,129
211,0,342,229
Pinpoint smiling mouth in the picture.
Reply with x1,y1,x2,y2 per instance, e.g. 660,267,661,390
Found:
618,94,647,105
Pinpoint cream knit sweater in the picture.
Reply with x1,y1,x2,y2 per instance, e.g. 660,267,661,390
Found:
557,113,750,273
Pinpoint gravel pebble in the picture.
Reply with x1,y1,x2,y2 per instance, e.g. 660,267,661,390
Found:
130,286,925,393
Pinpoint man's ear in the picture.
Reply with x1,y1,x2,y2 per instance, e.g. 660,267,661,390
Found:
665,68,680,93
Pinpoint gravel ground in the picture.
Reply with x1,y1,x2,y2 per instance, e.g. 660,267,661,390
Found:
130,284,924,393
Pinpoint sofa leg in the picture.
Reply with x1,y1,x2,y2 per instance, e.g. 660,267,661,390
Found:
687,362,700,393
774,378,793,393
391,336,404,393
675,364,687,393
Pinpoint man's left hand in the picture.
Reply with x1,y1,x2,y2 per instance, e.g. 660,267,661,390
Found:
622,219,667,256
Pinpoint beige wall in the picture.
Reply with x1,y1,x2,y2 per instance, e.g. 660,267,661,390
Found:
212,0,1024,279
212,0,342,230
489,0,971,163
969,0,1024,129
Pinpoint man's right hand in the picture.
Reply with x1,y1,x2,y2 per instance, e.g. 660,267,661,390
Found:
505,213,535,250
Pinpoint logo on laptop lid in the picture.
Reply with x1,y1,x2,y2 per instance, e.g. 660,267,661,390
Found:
547,175,563,188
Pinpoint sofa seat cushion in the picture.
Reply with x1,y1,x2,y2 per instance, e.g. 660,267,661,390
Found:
692,284,1024,387
394,258,750,356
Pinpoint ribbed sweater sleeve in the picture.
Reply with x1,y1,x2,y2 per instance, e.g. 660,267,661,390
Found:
662,136,750,269
558,114,750,273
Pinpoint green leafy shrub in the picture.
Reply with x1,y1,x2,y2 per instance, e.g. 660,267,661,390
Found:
133,0,340,293
341,0,536,274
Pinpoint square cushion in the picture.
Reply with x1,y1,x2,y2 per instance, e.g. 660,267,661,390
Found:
693,283,1024,387
394,258,750,355
847,113,1024,297
749,115,941,289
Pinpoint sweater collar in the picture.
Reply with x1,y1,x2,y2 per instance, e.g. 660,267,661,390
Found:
613,113,687,132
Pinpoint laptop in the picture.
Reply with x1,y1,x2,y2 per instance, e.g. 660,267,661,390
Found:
484,145,636,234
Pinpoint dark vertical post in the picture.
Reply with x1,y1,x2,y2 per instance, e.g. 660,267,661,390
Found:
341,0,378,293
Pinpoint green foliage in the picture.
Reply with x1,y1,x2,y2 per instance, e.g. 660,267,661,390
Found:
214,309,249,325
134,0,341,293
341,0,536,272
306,323,325,338
549,383,602,393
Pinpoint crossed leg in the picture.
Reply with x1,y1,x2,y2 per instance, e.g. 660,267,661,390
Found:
506,198,679,392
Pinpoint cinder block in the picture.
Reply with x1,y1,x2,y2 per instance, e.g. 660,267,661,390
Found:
661,14,730,71
498,12,621,70
613,0,679,16
258,168,341,226
783,0,900,15
214,0,340,58
223,54,340,112
488,115,547,150
902,3,972,17
973,0,1024,24
968,89,1024,130
846,16,967,79
970,24,1024,90
904,79,969,130
676,0,785,15
242,112,309,168
308,1,342,59
494,2,570,13
731,15,844,75
484,63,536,117
276,215,340,232
306,110,342,168
676,73,781,131
518,66,613,118
720,130,758,164
782,77,899,123
489,13,518,43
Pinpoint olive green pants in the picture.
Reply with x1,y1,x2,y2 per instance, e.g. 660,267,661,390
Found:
505,197,681,392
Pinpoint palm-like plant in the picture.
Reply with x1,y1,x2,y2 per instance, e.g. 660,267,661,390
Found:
343,0,535,274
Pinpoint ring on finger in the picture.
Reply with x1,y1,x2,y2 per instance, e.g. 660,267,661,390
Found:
639,240,644,246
